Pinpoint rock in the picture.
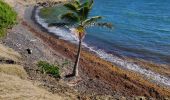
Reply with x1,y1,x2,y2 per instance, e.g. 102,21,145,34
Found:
95,75,100,79
5,60,15,64
134,96,146,100
26,48,32,54
124,74,129,79
164,97,170,100
119,96,126,100
64,48,70,52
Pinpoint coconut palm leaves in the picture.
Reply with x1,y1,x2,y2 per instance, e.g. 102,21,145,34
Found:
82,16,102,28
62,0,112,29
61,12,79,22
61,0,94,23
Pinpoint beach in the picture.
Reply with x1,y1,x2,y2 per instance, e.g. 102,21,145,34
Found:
1,0,170,99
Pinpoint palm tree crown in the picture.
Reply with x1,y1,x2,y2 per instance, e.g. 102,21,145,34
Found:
49,0,113,77
62,0,112,32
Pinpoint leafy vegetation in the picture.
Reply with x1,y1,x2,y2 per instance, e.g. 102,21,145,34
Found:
0,0,17,37
37,61,60,78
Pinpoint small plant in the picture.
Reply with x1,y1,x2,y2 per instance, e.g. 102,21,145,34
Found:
37,61,60,78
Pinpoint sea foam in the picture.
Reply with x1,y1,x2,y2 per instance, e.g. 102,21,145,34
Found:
35,7,170,87
35,7,78,44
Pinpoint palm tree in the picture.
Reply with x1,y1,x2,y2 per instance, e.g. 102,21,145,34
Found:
49,0,113,77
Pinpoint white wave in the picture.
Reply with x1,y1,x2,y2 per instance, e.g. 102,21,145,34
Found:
35,7,170,87
84,44,170,87
35,7,78,44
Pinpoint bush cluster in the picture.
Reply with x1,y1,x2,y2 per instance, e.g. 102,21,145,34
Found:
37,61,60,78
0,0,17,37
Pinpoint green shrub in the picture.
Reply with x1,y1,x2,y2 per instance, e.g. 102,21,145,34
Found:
37,61,60,78
0,0,17,37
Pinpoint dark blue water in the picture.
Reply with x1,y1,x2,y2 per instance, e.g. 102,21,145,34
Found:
85,0,170,64
40,0,170,64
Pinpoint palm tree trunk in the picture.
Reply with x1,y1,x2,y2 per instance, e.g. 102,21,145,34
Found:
72,39,82,77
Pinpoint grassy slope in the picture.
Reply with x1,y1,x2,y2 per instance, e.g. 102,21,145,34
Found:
0,72,62,100
0,44,75,100
0,1,76,99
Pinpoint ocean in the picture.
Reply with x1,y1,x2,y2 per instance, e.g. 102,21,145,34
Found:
38,0,170,65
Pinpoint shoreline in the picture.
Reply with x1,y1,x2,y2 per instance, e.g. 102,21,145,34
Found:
33,5,170,87
25,4,170,96
2,0,170,99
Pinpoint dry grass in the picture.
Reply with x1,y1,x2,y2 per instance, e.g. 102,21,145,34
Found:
0,64,75,100
0,44,21,62
0,64,28,79
0,72,69,100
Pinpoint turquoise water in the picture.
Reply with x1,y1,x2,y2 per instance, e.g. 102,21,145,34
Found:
39,0,170,64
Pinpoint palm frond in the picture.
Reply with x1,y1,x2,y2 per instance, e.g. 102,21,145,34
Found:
95,22,113,29
61,12,79,22
64,3,79,12
80,0,93,9
80,1,88,8
83,22,113,29
78,6,91,20
82,16,102,27
88,0,94,9
73,0,81,7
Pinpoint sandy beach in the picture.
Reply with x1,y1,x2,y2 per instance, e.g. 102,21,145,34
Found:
1,0,170,99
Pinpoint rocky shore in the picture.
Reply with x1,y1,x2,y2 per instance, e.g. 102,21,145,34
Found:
1,0,170,99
